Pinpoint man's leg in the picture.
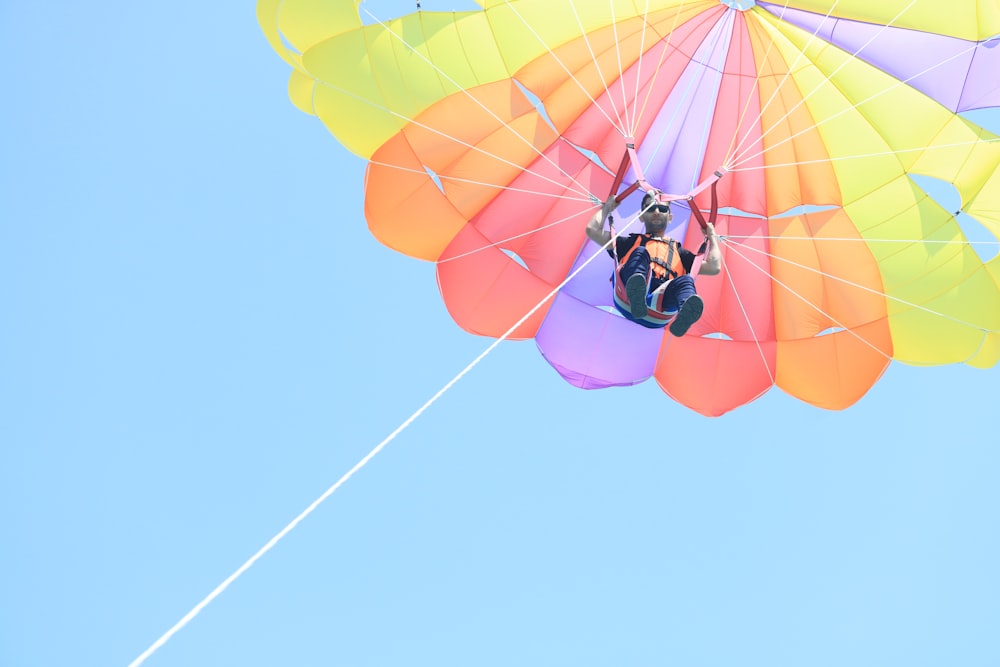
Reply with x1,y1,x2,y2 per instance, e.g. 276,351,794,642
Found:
663,275,703,336
619,248,650,319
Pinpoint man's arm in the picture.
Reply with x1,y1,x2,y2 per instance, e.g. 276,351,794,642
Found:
698,222,722,275
585,196,617,246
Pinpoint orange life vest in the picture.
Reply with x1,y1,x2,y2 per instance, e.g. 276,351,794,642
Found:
612,235,691,327
619,235,686,280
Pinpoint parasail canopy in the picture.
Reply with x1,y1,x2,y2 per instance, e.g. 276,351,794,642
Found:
259,0,1000,416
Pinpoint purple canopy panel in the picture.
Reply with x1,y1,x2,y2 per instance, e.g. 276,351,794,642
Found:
536,290,664,389
561,237,618,307
541,235,663,388
962,38,1000,111
759,2,1000,112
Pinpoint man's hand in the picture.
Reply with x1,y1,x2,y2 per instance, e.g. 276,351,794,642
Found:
601,195,619,219
586,195,618,246
699,222,722,275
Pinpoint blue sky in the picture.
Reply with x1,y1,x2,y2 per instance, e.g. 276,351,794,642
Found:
2,2,999,667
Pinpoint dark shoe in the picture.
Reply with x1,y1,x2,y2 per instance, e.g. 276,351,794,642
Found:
625,273,648,319
669,295,703,337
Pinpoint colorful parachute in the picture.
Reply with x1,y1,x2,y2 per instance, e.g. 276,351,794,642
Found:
258,0,1000,416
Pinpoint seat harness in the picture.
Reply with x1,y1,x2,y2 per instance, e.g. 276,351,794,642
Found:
601,141,724,327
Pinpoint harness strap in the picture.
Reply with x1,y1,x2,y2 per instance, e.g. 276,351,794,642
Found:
601,147,726,303
608,214,619,268
688,176,720,231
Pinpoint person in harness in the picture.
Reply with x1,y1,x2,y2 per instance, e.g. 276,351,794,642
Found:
585,191,722,336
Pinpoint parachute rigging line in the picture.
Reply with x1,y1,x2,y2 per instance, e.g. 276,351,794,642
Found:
685,12,735,192
302,68,594,200
724,236,996,337
356,6,599,200
721,239,898,362
719,249,778,384
367,156,597,205
639,8,735,183
498,0,629,133
725,0,847,164
722,234,999,250
608,0,632,132
729,0,930,168
727,136,1000,172
437,206,603,264
730,36,988,169
633,0,698,137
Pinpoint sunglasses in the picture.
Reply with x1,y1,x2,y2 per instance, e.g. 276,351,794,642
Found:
648,204,671,213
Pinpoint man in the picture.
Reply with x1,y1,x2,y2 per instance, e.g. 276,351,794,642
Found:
585,192,721,336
